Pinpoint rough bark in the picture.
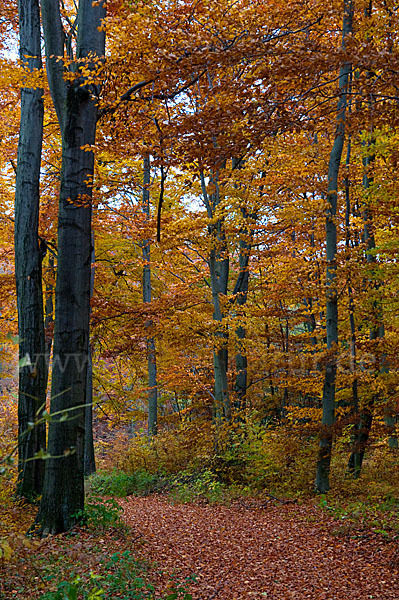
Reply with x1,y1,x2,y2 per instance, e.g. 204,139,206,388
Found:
35,0,105,535
142,155,158,437
315,0,353,494
15,0,47,500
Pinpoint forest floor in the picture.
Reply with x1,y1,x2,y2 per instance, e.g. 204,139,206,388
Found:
1,492,399,599
120,494,399,600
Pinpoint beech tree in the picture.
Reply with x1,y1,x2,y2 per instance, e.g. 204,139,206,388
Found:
315,0,353,494
35,0,105,534
15,0,47,499
142,156,158,437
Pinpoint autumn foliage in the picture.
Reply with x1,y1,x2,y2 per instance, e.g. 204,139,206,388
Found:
1,0,399,595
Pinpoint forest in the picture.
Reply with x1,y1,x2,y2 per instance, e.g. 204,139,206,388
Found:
0,0,399,598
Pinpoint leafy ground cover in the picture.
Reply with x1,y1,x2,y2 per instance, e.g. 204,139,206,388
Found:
119,494,399,600
2,418,399,599
0,493,192,600
1,472,399,599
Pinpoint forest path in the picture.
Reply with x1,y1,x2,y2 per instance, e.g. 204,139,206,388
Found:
120,495,398,600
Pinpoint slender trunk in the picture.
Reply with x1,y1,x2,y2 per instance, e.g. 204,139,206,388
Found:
347,0,395,471
348,140,378,475
265,323,275,405
384,408,398,449
344,136,362,474
84,240,96,476
279,303,289,415
234,320,247,410
142,155,158,437
233,206,255,412
44,254,55,382
15,0,46,500
315,0,353,494
36,0,105,535
200,170,231,423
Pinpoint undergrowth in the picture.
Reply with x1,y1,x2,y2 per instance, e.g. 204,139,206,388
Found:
96,416,399,518
1,408,398,598
0,491,195,600
88,469,163,498
39,550,194,600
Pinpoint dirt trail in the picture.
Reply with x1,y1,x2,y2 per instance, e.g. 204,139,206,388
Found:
120,496,398,600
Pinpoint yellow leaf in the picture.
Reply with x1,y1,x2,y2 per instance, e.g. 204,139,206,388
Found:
0,539,13,560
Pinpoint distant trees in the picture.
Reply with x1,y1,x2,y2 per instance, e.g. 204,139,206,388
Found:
92,0,398,484
5,0,399,534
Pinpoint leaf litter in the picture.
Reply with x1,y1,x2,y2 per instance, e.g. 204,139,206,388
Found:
119,495,399,600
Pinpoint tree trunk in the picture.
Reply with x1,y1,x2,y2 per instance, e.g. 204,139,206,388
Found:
200,170,231,423
348,146,380,475
15,0,47,500
230,157,256,413
142,155,158,437
84,240,96,476
44,254,55,381
35,0,105,535
346,0,396,471
343,134,362,475
84,343,96,475
233,205,255,412
315,0,353,494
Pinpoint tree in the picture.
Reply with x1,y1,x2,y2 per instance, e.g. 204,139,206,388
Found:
84,237,96,476
14,0,47,499
35,0,105,534
315,0,354,494
142,156,158,437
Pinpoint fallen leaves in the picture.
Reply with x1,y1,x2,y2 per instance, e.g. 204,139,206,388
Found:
120,496,399,600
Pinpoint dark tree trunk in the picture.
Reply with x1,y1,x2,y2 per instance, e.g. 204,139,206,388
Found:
84,240,96,476
233,205,255,412
346,0,396,472
15,0,47,500
348,144,378,476
200,170,231,423
315,0,353,494
343,134,362,476
35,0,105,535
142,155,158,437
230,157,256,413
84,343,96,476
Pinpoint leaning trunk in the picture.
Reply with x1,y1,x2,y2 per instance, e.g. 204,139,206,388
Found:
15,0,46,500
315,0,353,494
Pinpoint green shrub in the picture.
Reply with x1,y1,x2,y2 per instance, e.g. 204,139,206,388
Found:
88,469,161,498
169,469,227,504
74,497,125,531
40,551,193,599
